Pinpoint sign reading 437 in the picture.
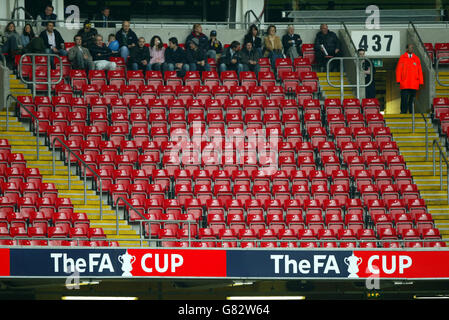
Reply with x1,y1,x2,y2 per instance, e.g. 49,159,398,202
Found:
351,30,401,57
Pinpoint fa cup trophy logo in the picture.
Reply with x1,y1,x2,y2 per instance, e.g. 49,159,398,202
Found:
118,251,136,277
344,254,362,278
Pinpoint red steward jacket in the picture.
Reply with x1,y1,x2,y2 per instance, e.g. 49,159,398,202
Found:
396,52,423,90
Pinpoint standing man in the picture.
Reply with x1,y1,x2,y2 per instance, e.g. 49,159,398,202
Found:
358,48,376,99
314,24,341,72
37,4,57,27
396,44,424,114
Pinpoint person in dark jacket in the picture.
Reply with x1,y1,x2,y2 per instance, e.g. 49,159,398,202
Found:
129,37,151,71
240,41,261,75
243,24,263,57
219,40,243,75
185,24,211,57
89,35,117,70
282,25,302,61
39,21,67,68
37,4,57,27
358,48,376,99
95,7,113,28
76,20,98,49
115,20,138,62
314,24,341,72
186,37,210,72
162,37,189,76
207,30,223,60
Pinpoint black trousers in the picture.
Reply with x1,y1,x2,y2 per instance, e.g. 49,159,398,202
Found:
400,89,416,114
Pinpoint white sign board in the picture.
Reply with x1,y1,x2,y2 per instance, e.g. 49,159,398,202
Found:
351,30,401,57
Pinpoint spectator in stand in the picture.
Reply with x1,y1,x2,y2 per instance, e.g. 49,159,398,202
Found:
149,35,165,71
282,25,302,61
186,37,210,72
207,30,223,60
37,4,57,27
163,37,189,76
314,23,341,72
263,25,284,71
219,40,243,75
358,48,376,99
89,34,117,70
107,33,119,56
244,24,263,57
39,21,67,57
240,41,261,75
185,23,213,58
68,35,94,72
20,24,35,48
95,6,113,28
23,35,46,55
1,22,22,63
76,20,98,49
396,43,423,114
129,37,151,71
115,20,138,62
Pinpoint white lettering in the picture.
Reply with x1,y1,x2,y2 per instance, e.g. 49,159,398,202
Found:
324,255,340,274
270,255,284,274
399,256,412,274
171,254,184,272
141,253,153,273
99,254,114,273
368,255,380,274
155,254,169,273
314,255,326,274
51,253,63,272
89,253,101,272
298,259,310,274
382,255,396,274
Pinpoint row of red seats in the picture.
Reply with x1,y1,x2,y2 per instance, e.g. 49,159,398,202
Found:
0,239,119,247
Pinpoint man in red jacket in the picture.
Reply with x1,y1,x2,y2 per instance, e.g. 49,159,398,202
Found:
396,43,424,114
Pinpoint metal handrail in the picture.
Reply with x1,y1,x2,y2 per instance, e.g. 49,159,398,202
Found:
409,21,435,69
423,113,429,160
18,53,63,98
244,9,262,31
341,22,357,55
0,54,6,68
5,94,40,159
435,57,449,88
432,139,449,204
50,136,103,219
326,56,373,101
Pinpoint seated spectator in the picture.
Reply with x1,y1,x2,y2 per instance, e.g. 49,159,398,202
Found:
37,4,57,27
23,35,46,54
89,34,117,70
129,37,151,71
282,25,302,61
149,35,165,71
240,41,261,75
162,37,189,76
68,35,94,72
115,20,138,62
185,23,212,58
186,37,210,72
314,23,341,72
107,33,119,56
1,22,22,66
95,6,113,28
39,21,66,56
208,30,223,60
76,20,98,48
219,40,243,75
20,23,35,49
244,24,262,57
263,25,284,71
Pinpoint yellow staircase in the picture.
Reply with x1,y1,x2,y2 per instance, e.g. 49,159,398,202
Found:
317,72,356,100
435,71,449,98
3,76,146,247
384,113,449,242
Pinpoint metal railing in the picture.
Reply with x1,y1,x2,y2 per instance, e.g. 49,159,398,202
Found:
341,22,357,55
436,56,449,88
5,94,40,159
51,136,103,219
432,139,449,204
409,21,435,69
326,56,373,101
244,9,262,31
18,53,63,98
423,113,429,160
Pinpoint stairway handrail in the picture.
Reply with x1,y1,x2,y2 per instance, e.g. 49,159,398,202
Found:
326,56,373,101
51,136,103,219
435,56,449,88
18,53,63,98
432,139,449,204
5,94,40,160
